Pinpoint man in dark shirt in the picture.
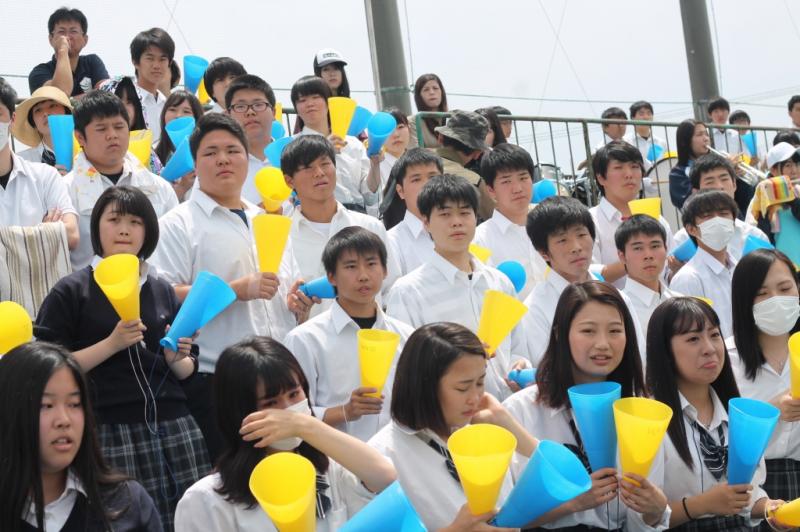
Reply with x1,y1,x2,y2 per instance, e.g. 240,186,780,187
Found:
28,8,109,98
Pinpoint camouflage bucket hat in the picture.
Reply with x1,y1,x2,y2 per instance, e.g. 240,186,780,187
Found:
434,110,489,151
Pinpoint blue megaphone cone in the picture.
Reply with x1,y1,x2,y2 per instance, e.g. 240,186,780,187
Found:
532,179,558,203
161,137,194,182
742,132,758,156
348,106,374,137
647,144,665,163
340,481,426,532
741,234,773,257
166,116,196,147
48,115,75,171
568,381,621,472
672,238,697,262
160,271,236,351
776,209,800,268
299,276,336,299
265,136,294,169
271,121,286,140
496,261,527,294
727,397,779,485
366,112,397,156
508,368,536,388
493,440,592,527
183,55,209,94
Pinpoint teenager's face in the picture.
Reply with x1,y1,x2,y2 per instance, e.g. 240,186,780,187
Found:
618,232,666,286
98,202,146,257
488,169,532,217
329,249,387,308
256,374,307,410
778,159,800,181
31,100,68,138
500,120,513,140
696,167,736,198
164,100,195,125
49,19,87,57
670,318,725,387
75,115,130,171
424,200,476,256
691,124,710,157
385,123,410,156
396,163,439,219
227,88,273,143
754,260,799,305
632,108,653,136
597,159,642,204
569,301,626,383
420,80,442,109
541,224,593,283
212,74,238,106
438,354,486,431
603,123,627,141
39,367,84,476
295,94,327,127
195,129,249,198
285,154,337,203
118,93,137,129
686,208,736,242
709,108,729,125
790,103,800,128
320,64,343,91
134,45,170,88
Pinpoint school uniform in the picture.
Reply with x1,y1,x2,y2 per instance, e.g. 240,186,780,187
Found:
368,420,515,531
134,81,166,143
670,220,769,262
284,300,413,441
473,208,548,299
1,152,76,227
622,279,681,333
386,210,435,276
16,141,57,166
648,389,768,531
503,386,670,530
668,248,736,338
711,128,747,156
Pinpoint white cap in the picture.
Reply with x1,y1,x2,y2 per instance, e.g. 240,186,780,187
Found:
315,48,347,67
766,142,800,168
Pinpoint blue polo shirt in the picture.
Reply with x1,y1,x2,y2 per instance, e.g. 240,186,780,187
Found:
28,54,109,96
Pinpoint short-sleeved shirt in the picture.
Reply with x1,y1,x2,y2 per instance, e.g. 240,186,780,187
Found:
0,152,76,226
29,54,109,96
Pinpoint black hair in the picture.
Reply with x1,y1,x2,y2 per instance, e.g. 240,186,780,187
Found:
224,74,276,111
391,323,486,436
90,186,159,260
414,73,448,137
169,60,181,90
601,107,627,120
313,57,350,98
0,77,18,115
614,214,667,252
0,342,129,532
732,249,800,381
129,27,175,64
203,57,247,103
492,105,511,117
280,135,336,178
189,112,249,161
774,130,800,147
681,190,739,237
789,96,800,112
689,153,736,190
111,77,146,131
386,106,409,128
47,7,88,34
475,107,507,147
707,97,730,115
26,96,73,132
526,195,596,255
322,226,388,275
214,337,329,507
380,148,444,230
536,281,646,409
290,75,332,133
729,109,750,125
417,174,478,219
647,297,740,470
629,100,654,118
591,140,643,195
676,119,705,166
479,143,534,188
154,90,204,165
73,90,130,136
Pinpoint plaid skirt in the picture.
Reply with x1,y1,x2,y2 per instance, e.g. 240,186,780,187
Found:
760,459,800,531
672,515,757,531
97,414,211,532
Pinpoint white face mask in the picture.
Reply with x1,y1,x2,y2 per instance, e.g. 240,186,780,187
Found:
753,295,800,336
697,216,735,251
268,399,312,451
0,121,9,151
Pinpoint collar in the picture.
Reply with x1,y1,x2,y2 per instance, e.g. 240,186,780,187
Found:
249,153,269,166
545,268,572,294
598,196,624,222
402,210,427,238
435,146,463,164
190,188,257,218
489,209,518,234
292,201,346,227
134,80,164,103
394,422,452,448
300,126,328,137
71,152,151,185
429,249,486,285
25,470,87,521
91,255,151,285
8,152,34,183
330,299,386,334
694,246,735,274
625,277,664,307
679,388,728,430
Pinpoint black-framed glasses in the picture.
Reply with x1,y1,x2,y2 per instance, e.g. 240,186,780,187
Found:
228,101,271,114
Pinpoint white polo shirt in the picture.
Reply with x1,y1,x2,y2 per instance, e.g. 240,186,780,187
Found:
622,278,681,333
670,219,768,262
284,300,413,441
150,189,299,372
386,210,434,276
134,80,166,142
1,152,76,227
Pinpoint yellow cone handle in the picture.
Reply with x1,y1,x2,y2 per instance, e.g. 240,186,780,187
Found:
477,290,528,356
628,198,661,220
358,329,401,398
772,496,800,527
128,129,153,168
469,243,492,264
253,214,292,274
448,424,516,515
249,453,316,532
93,254,141,321
790,332,800,398
328,97,357,138
0,301,33,355
254,167,293,212
197,79,211,105
613,397,672,482
275,102,283,123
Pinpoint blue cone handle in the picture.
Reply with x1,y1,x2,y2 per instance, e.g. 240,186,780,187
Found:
508,368,536,388
299,276,336,299
727,397,779,485
340,481,426,532
48,115,75,171
160,137,194,182
348,106,373,137
166,116,195,147
672,238,697,262
568,381,621,472
366,112,397,157
183,55,209,94
271,121,287,140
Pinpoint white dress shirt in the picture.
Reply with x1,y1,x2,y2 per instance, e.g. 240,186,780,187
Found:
23,470,85,532
150,189,298,372
711,127,746,155
386,210,435,276
503,386,670,530
284,300,414,441
15,141,53,164
474,209,548,299
65,152,178,269
368,421,515,531
589,197,675,289
671,219,768,262
623,278,681,333
134,80,166,142
1,152,76,227
624,131,667,163
668,247,736,338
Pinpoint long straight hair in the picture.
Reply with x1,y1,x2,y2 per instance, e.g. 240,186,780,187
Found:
646,297,740,469
536,281,646,409
413,73,448,138
676,119,705,166
0,342,127,532
154,90,204,166
312,60,350,98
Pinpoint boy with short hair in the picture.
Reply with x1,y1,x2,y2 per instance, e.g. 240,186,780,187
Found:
284,226,413,441
708,97,746,156
203,57,246,113
386,174,527,400
788,95,800,129
66,90,177,268
624,100,666,165
596,107,628,149
669,190,739,338
475,143,547,298
129,27,175,141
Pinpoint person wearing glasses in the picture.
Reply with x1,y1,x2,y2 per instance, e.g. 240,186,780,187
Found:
29,8,109,98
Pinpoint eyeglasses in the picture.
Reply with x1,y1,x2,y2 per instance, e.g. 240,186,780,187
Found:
52,29,84,37
228,101,271,114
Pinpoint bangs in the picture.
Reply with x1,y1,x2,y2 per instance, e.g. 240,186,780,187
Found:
670,298,720,336
256,355,305,399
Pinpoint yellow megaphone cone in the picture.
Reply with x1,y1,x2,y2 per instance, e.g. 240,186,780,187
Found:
128,129,153,168
254,167,293,212
771,496,800,527
72,133,81,159
789,332,800,398
275,102,283,123
448,424,516,515
692,296,713,307
93,254,141,321
358,329,401,398
469,243,492,264
328,97,357,138
249,453,317,532
197,79,211,105
0,301,33,355
628,198,661,220
477,290,528,356
613,398,672,483
253,214,292,273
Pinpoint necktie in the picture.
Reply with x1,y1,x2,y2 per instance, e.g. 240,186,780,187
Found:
565,416,593,474
315,473,332,519
692,420,727,481
41,148,56,167
427,438,461,484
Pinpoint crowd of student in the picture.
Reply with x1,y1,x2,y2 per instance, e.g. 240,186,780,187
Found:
2,6,800,532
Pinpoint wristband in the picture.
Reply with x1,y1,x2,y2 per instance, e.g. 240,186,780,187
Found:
682,497,694,521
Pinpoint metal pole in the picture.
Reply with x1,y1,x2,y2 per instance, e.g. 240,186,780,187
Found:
364,0,412,114
679,0,720,122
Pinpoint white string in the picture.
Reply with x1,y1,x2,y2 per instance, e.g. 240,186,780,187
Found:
127,344,159,436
